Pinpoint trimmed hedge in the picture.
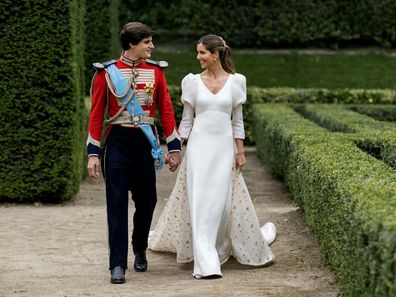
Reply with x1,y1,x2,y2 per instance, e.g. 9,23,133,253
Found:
0,1,86,202
119,0,396,48
351,105,396,122
84,0,121,94
355,136,396,170
253,104,396,296
294,103,396,171
294,103,396,134
165,87,396,144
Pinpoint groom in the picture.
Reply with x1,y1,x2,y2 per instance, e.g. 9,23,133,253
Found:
87,22,181,284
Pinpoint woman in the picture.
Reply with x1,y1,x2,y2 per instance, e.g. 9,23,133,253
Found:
149,35,275,278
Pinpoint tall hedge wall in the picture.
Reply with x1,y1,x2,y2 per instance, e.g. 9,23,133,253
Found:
120,0,396,48
0,0,86,202
84,0,121,94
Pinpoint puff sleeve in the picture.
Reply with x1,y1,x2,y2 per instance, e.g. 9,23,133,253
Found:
231,73,247,108
231,73,247,139
178,74,197,139
180,73,197,108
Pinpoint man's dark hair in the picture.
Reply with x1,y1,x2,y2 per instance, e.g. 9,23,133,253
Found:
120,22,153,50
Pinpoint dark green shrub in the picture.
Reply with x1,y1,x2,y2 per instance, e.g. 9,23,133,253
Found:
84,0,121,94
0,0,86,202
119,0,396,48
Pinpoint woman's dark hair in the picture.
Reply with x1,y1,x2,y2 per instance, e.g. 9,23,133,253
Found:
120,22,153,50
198,34,235,74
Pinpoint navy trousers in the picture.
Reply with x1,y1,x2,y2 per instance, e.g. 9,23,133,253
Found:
103,125,157,270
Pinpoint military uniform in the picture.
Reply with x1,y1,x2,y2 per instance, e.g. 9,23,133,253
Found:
87,53,181,270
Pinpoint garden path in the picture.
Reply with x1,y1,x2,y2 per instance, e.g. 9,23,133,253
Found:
0,147,341,297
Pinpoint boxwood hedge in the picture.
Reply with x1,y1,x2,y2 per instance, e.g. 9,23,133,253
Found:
253,104,396,296
0,0,86,202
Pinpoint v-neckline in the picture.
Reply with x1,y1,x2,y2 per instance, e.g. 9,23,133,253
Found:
199,74,232,96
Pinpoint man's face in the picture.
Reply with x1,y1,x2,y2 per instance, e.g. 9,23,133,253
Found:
132,37,154,59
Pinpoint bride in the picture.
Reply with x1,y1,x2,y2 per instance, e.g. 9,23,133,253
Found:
149,34,275,278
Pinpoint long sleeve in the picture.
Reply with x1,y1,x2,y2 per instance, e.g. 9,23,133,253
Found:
232,103,245,139
86,71,107,156
178,73,197,139
155,69,181,151
178,102,194,139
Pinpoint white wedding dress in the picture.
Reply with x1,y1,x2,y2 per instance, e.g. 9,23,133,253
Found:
149,73,275,278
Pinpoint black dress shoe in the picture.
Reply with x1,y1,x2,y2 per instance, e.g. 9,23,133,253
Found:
110,266,125,284
134,251,148,272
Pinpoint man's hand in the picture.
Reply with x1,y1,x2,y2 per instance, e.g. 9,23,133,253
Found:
87,156,100,178
165,151,181,172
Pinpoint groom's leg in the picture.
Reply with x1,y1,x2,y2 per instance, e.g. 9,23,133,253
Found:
105,168,130,270
104,135,130,270
131,177,157,253
130,140,157,253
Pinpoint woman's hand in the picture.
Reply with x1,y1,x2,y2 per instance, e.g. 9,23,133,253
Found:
235,153,246,170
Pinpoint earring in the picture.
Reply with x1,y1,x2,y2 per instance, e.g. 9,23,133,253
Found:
214,58,217,61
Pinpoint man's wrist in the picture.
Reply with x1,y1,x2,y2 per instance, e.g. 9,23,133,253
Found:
168,150,181,153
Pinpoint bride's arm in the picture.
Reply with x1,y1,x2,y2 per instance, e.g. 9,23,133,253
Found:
166,103,193,171
178,102,194,141
232,104,246,170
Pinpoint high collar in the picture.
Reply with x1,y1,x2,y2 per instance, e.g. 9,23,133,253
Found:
120,51,144,67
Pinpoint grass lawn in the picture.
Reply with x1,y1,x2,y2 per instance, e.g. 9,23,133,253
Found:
152,50,396,90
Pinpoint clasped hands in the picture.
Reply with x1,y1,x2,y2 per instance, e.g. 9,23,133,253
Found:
165,151,181,172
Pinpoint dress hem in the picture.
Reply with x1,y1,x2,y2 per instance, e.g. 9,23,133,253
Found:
175,254,275,267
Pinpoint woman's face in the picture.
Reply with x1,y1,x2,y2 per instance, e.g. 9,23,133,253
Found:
196,43,216,69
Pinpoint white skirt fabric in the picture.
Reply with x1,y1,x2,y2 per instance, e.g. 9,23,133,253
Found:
148,154,275,276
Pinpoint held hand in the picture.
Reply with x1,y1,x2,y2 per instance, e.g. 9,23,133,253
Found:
167,151,181,172
164,152,171,165
87,156,100,178
235,153,246,171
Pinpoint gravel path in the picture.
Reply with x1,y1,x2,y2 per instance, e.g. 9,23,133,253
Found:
0,147,341,297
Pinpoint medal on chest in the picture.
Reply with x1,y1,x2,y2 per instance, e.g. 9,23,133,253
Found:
144,82,155,106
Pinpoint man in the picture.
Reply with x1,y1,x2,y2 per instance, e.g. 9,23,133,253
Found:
87,22,181,284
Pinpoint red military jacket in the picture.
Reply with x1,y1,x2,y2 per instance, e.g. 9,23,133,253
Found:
87,53,181,156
